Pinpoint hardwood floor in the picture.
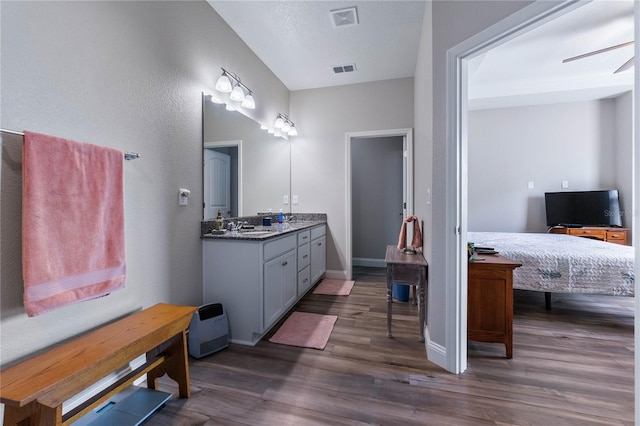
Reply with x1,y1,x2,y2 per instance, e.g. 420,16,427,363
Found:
148,267,634,425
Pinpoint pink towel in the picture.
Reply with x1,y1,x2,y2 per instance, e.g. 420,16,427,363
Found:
22,131,126,316
397,215,423,250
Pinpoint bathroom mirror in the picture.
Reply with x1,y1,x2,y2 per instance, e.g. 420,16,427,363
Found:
203,93,291,220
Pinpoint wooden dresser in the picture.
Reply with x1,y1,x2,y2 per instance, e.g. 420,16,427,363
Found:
549,226,628,245
468,254,521,359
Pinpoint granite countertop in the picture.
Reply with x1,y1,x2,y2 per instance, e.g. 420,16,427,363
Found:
202,220,325,241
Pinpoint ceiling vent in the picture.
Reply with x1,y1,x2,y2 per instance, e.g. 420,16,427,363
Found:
332,63,357,74
330,6,359,28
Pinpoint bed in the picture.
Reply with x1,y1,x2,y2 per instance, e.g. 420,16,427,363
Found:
467,232,635,308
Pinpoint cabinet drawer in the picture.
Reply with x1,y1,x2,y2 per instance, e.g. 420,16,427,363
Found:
298,265,311,295
264,235,296,261
569,228,606,240
298,243,310,270
297,230,311,246
607,231,626,243
311,225,326,240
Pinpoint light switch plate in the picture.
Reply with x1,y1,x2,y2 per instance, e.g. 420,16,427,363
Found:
283,195,289,204
293,195,299,205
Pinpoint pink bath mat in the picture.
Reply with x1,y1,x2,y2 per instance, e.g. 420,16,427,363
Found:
312,279,355,296
269,312,338,350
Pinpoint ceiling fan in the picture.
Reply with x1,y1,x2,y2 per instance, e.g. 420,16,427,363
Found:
562,40,634,74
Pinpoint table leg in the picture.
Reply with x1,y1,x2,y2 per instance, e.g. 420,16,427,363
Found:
386,265,393,338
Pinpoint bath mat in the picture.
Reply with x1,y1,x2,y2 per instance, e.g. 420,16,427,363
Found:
269,312,338,350
312,279,355,296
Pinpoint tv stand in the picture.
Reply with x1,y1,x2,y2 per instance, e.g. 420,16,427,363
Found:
549,226,628,245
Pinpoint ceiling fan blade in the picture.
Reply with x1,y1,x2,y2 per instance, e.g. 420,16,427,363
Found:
562,40,634,63
614,56,634,74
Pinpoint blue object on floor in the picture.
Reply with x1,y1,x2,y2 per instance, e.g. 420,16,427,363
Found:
392,284,410,302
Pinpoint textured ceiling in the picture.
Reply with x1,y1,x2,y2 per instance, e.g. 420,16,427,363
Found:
208,1,425,91
208,0,634,108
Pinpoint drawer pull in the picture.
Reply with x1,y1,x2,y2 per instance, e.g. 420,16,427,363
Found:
303,278,309,283
303,255,308,259
302,236,308,240
282,261,288,267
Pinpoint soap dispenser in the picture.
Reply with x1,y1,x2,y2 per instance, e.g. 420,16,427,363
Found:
277,209,284,224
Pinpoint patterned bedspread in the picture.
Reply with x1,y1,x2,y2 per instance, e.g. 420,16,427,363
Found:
468,232,635,296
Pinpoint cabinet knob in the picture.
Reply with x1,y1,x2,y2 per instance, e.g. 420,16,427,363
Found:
282,261,288,267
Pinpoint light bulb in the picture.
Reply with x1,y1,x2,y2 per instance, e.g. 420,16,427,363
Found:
281,121,291,133
225,103,236,111
274,116,284,129
288,126,298,136
215,74,232,93
241,93,255,109
230,84,245,101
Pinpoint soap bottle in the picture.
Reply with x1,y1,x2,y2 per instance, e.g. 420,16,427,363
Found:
214,210,224,231
278,209,284,224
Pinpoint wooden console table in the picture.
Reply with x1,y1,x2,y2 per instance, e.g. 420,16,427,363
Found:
549,226,628,245
385,245,428,341
468,254,521,358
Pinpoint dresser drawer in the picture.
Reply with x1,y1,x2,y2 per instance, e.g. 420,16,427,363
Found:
569,228,606,240
606,231,626,244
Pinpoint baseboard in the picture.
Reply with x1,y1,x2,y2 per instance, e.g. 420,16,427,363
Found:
424,325,447,371
324,269,348,280
353,257,386,268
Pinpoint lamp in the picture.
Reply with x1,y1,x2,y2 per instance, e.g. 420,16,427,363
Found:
273,113,298,138
214,68,256,109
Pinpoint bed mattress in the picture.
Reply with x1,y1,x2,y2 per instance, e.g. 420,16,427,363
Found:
467,232,635,296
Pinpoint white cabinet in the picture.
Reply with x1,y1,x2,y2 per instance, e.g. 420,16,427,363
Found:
310,225,327,284
202,224,326,346
264,249,296,326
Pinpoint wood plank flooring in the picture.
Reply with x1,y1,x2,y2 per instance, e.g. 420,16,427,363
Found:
148,266,634,425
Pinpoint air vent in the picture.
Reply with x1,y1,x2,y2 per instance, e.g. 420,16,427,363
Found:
332,63,357,74
330,6,359,28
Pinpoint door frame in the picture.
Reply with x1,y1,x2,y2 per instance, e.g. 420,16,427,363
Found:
346,128,413,280
444,0,598,374
203,140,243,217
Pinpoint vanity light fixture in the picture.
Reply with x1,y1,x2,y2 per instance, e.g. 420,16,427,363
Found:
273,113,298,137
214,68,256,109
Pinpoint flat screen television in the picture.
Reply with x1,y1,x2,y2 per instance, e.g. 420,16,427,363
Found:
545,190,622,227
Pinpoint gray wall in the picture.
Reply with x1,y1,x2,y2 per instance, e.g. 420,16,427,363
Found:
1,1,289,368
468,98,632,233
289,78,414,277
352,136,404,265
424,0,533,358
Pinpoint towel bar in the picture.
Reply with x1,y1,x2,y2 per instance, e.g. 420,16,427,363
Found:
1,128,140,160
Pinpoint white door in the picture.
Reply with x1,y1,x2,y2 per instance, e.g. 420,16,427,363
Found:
204,149,231,219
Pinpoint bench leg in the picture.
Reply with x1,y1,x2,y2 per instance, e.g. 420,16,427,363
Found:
147,331,191,398
3,403,62,426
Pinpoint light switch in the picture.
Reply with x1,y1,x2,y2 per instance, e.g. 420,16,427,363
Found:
528,181,534,189
293,195,299,205
562,180,569,189
283,195,289,204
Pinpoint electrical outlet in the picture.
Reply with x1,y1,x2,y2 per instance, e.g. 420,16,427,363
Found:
528,181,534,189
293,195,299,205
562,180,569,189
283,195,289,204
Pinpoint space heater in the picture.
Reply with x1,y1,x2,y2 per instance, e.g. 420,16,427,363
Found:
187,303,229,358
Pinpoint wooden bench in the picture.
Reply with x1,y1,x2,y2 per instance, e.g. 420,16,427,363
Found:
1,303,196,426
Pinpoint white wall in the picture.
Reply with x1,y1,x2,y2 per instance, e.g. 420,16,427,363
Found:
289,78,414,277
468,99,629,233
614,91,634,241
1,1,289,367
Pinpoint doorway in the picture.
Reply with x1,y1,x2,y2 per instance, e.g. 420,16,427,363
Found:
346,128,413,280
203,140,242,219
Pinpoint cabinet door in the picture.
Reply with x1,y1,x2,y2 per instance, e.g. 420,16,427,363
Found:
264,250,297,329
310,236,326,284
